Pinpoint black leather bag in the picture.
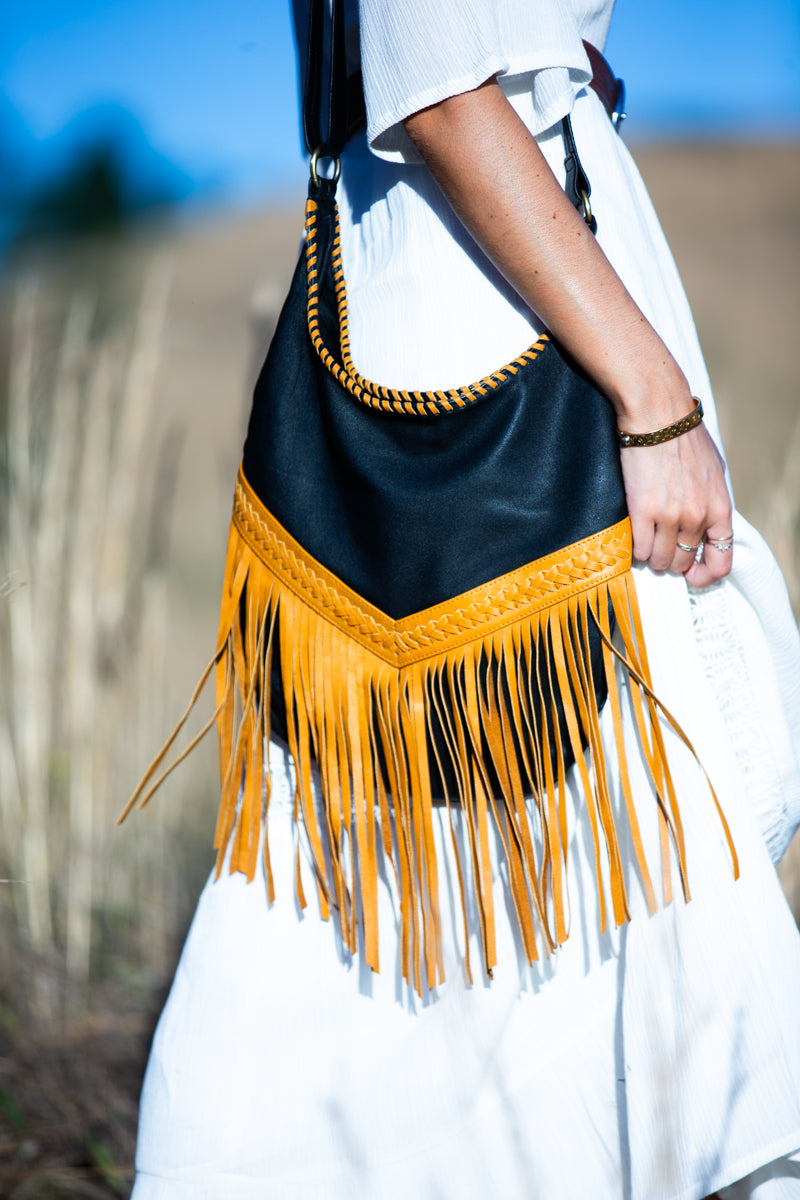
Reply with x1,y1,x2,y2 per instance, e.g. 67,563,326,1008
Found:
245,170,628,749
210,141,687,989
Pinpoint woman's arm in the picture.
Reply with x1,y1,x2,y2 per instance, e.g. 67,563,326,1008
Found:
403,78,732,586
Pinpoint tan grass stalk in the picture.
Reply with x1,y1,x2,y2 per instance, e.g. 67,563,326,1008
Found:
97,257,172,644
65,341,113,984
5,278,54,954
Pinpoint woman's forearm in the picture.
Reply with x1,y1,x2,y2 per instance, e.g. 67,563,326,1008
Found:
403,78,692,433
402,77,733,585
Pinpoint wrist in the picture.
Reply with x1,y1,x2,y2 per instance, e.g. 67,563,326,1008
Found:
606,367,696,434
590,320,694,431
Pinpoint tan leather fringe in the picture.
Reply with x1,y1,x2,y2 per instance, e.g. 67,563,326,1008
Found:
121,468,739,995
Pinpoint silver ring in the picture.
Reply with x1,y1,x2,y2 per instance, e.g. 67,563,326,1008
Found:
707,538,734,553
677,541,702,554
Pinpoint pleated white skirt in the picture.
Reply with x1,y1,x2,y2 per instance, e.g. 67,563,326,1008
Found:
132,87,800,1198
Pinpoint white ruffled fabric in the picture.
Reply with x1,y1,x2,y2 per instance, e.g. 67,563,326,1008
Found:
132,1,800,1196
360,0,607,156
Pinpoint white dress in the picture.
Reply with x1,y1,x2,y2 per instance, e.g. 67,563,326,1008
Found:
132,2,800,1197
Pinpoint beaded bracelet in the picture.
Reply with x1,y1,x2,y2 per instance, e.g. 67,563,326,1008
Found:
617,398,704,448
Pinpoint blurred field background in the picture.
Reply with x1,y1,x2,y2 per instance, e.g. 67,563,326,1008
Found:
1,1,799,1195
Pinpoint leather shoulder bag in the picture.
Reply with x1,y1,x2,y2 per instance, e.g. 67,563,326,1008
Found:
123,0,736,994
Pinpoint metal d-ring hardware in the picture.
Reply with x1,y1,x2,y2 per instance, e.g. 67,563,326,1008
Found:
580,188,593,229
310,148,342,187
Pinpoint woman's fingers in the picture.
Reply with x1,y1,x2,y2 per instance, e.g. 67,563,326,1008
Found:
669,533,704,575
620,424,732,587
650,518,684,572
684,527,735,587
628,510,655,566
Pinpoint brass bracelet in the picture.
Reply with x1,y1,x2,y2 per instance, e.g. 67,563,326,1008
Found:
617,398,704,448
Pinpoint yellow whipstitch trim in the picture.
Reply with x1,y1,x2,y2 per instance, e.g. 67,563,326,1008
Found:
121,469,739,996
304,197,550,416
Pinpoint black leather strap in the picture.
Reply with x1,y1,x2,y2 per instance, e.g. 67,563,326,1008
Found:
301,0,323,153
302,0,349,157
562,113,598,233
304,3,598,228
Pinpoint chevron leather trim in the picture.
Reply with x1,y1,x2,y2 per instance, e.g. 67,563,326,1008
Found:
233,468,632,666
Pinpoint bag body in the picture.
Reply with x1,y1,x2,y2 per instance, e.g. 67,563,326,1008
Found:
201,172,735,992
244,178,627,781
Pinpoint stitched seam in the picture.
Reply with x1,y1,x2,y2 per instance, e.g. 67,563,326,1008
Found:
305,198,550,416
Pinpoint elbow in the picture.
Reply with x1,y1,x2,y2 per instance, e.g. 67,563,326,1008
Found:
402,75,500,158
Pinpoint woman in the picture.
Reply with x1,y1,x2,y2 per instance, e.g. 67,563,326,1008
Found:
131,1,800,1196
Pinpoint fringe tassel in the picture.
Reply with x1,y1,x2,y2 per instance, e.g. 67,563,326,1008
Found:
121,472,739,996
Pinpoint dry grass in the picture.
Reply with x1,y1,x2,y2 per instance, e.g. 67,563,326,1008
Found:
0,251,180,1006
0,237,202,1195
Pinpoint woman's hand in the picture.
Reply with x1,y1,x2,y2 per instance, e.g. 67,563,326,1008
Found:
620,423,733,586
403,79,734,584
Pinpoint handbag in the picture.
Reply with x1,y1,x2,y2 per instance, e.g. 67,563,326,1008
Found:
123,3,737,993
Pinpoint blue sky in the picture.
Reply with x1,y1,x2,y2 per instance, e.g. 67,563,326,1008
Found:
2,0,799,214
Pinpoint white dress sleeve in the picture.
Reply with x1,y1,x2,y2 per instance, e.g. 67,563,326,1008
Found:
359,0,615,160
